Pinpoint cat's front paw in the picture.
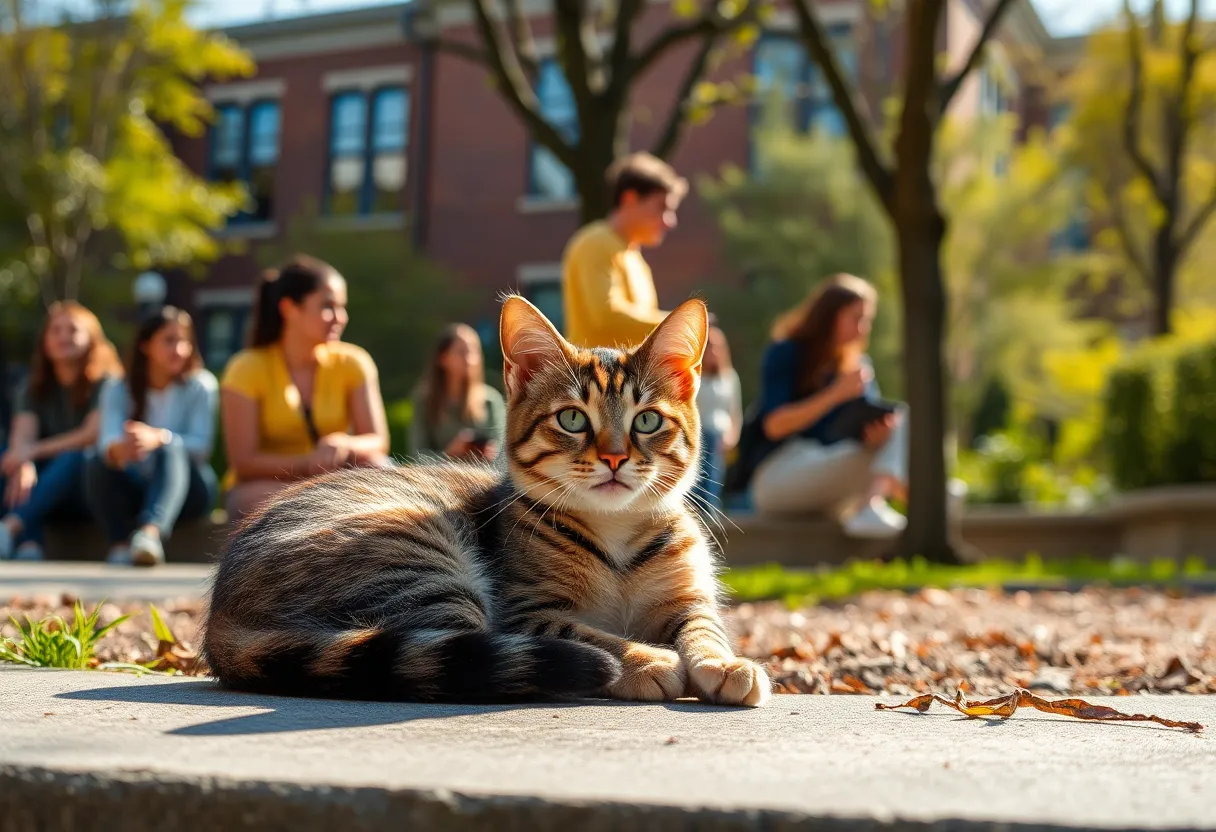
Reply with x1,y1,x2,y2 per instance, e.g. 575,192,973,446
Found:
688,656,771,707
607,646,687,702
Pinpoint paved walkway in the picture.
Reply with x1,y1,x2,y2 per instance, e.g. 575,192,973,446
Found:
0,562,212,602
2,668,1213,831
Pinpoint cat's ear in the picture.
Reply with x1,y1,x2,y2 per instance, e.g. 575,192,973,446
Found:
636,299,709,397
500,294,575,398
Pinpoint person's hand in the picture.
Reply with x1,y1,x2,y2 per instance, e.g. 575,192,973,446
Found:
1,446,31,477
829,366,871,403
125,421,169,461
4,461,36,509
862,412,898,449
309,435,352,473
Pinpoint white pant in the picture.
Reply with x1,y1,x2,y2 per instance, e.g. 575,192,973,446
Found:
751,404,908,520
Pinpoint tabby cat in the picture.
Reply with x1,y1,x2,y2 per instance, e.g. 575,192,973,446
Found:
202,296,770,707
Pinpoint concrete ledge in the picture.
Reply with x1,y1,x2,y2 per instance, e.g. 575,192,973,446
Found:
721,484,1216,567
42,516,228,564
2,669,1213,832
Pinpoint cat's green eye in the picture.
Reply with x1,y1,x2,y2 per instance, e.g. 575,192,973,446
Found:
557,408,589,433
632,410,663,434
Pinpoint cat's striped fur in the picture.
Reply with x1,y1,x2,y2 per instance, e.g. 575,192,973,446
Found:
202,296,770,706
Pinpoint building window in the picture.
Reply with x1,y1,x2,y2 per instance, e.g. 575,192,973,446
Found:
527,59,578,201
208,99,279,223
326,86,410,216
752,26,856,138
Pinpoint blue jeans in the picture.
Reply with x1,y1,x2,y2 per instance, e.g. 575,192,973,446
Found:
0,448,92,545
84,437,217,544
696,428,726,513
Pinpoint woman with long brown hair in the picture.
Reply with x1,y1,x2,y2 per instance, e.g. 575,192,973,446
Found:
0,302,122,560
409,324,505,461
85,307,219,566
220,256,390,521
747,274,908,538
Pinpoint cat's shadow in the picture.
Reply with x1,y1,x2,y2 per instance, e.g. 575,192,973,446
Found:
56,680,588,737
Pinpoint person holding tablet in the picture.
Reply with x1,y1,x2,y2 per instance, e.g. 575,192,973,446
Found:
746,274,908,539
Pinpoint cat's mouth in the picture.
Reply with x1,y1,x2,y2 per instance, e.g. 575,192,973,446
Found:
591,477,632,493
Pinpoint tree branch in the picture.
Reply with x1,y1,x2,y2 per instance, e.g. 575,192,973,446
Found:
1162,0,1204,239
504,0,539,77
553,0,598,107
1106,184,1151,281
629,17,717,82
1177,184,1216,253
430,37,491,67
1121,0,1164,201
939,0,1019,112
608,0,645,96
650,34,717,160
467,0,576,169
791,0,893,211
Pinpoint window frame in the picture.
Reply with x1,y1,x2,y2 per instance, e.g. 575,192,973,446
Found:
324,84,411,217
206,97,281,225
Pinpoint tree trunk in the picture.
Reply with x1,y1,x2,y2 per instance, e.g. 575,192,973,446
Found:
894,207,961,564
573,107,628,225
1150,225,1176,336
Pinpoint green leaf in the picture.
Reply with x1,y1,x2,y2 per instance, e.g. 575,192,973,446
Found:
149,604,175,645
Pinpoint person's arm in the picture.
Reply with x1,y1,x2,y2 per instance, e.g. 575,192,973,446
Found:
569,241,667,346
221,390,322,481
323,349,389,461
724,369,744,450
220,354,319,480
96,378,130,463
759,345,856,443
176,373,218,462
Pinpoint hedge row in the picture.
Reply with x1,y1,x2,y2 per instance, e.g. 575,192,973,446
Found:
1103,339,1216,490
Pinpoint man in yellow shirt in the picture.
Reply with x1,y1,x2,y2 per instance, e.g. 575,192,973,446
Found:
561,152,688,349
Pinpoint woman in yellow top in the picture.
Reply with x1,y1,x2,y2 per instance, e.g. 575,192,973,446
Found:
220,256,390,520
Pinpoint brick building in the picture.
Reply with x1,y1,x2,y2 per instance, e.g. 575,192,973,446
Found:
167,0,1073,371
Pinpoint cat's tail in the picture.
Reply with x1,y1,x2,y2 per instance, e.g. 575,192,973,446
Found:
203,618,621,702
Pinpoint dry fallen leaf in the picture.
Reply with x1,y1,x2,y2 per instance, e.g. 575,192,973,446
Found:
877,688,1203,732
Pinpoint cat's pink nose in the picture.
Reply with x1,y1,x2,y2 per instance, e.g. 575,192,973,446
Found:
599,451,628,472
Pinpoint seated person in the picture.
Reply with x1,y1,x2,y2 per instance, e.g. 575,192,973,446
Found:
220,256,390,521
86,307,219,566
409,323,504,462
0,302,123,560
749,274,908,540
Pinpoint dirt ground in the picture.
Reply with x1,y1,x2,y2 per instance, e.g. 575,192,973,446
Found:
3,586,1213,696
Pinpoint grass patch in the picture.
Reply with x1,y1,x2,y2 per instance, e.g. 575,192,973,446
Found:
0,601,184,674
722,554,1216,606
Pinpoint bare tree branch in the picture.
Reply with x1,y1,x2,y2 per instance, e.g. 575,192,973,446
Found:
553,0,597,106
608,0,644,97
430,37,491,67
1161,0,1204,239
939,0,1019,112
467,0,577,169
791,0,893,211
1122,0,1164,201
504,0,539,77
650,35,716,160
629,16,718,82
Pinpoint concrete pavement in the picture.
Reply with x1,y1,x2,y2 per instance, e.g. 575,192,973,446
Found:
0,562,212,603
2,667,1214,831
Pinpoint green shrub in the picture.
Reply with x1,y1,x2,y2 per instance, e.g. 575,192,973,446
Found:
386,397,414,461
1103,338,1216,490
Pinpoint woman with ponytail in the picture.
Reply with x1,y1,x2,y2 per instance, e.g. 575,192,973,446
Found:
219,255,390,520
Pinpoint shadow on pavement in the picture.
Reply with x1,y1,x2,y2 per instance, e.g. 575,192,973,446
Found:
57,680,584,737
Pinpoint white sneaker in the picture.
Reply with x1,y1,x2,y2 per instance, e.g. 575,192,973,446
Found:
844,498,907,540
